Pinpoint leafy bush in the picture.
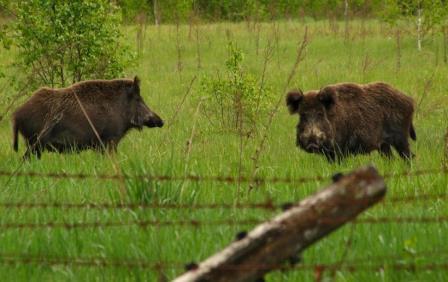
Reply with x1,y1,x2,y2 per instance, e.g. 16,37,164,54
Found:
200,42,274,135
11,0,135,88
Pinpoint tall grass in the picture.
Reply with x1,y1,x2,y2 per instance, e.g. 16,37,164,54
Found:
0,20,447,281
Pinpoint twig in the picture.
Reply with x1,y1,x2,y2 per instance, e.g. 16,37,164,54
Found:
250,26,309,191
72,90,127,202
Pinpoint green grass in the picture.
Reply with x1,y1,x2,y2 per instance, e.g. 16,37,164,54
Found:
0,19,447,281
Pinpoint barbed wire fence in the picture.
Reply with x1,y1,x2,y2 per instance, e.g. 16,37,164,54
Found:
0,164,447,281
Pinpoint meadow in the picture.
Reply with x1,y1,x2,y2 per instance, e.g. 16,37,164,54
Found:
0,19,447,281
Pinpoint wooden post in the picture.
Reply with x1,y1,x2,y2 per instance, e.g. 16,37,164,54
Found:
174,166,386,282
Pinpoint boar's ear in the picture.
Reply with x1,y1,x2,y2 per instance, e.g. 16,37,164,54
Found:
318,87,335,109
286,89,303,114
127,76,141,98
133,76,141,87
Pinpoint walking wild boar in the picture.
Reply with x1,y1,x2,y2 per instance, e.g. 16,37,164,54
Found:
12,76,164,159
286,82,416,162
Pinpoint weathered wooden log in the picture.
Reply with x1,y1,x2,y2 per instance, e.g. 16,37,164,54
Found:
174,166,386,282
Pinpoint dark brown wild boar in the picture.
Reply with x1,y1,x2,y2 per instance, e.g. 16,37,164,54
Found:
12,76,164,159
286,82,416,162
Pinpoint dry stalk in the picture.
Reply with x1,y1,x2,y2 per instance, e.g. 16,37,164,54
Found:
136,12,147,57
360,17,367,43
195,23,201,69
329,222,356,281
166,76,197,129
236,90,244,204
175,14,183,81
435,33,440,66
0,81,30,123
416,71,435,112
154,76,197,154
180,99,204,198
443,26,448,64
255,16,261,56
188,11,193,40
72,90,127,203
272,21,281,69
444,128,448,171
361,53,371,80
249,26,309,191
396,28,401,72
184,99,203,165
255,40,274,116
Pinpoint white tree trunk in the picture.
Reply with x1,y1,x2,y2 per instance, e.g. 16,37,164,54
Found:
153,0,159,26
417,8,422,51
344,0,349,41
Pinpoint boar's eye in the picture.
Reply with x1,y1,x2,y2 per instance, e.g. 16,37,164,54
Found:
300,114,307,121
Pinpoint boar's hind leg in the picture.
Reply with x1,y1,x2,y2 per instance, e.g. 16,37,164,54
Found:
22,118,61,160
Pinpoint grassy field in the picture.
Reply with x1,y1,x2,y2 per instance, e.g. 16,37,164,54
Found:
0,19,447,281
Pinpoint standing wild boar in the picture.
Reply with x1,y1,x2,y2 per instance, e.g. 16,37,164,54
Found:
286,82,416,162
12,76,164,159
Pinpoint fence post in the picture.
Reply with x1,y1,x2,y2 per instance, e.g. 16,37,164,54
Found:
174,166,386,282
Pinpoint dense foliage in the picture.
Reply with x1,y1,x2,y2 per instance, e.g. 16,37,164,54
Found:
117,0,448,23
9,0,134,88
200,42,274,134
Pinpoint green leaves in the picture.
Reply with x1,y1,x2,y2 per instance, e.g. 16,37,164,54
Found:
200,42,274,135
12,0,135,88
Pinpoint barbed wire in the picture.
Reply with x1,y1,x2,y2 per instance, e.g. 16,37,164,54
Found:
0,219,261,230
0,167,446,186
0,215,447,230
0,192,445,211
0,253,179,270
1,250,448,273
195,261,448,272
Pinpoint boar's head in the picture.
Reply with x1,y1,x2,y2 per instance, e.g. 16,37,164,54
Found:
128,76,164,129
286,88,336,154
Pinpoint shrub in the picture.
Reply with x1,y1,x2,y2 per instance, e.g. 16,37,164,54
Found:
11,0,134,88
200,42,274,135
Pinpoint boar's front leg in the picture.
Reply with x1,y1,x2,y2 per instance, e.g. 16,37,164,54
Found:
23,137,42,160
324,151,337,163
379,143,393,159
106,140,118,155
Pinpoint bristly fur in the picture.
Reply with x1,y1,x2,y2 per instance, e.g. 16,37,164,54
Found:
11,77,163,159
286,82,416,161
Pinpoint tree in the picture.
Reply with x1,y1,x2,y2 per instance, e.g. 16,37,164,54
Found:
382,0,447,51
12,0,134,88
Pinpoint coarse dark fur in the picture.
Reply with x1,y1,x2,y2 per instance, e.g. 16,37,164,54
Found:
12,76,164,159
286,82,416,162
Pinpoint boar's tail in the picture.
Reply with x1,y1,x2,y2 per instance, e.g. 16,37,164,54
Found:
410,123,416,141
13,120,19,152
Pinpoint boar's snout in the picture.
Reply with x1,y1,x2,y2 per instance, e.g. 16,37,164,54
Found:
297,130,327,153
137,101,164,128
144,111,164,128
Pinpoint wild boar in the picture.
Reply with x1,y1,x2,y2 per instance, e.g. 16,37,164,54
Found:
12,76,163,159
286,82,416,162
